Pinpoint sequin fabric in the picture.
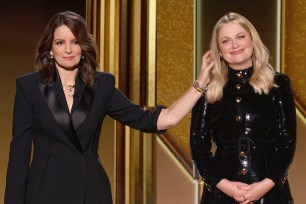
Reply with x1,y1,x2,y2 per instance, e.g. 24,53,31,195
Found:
190,66,296,204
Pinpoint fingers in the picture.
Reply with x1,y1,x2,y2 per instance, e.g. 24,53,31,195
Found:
237,184,250,190
197,50,215,85
232,186,248,203
233,195,247,204
240,190,257,203
201,51,215,71
238,194,256,204
234,184,254,204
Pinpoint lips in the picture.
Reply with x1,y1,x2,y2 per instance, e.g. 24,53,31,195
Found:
231,49,244,55
63,56,75,60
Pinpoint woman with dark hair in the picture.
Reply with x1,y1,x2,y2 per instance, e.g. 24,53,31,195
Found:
190,12,296,204
35,10,98,87
5,11,214,204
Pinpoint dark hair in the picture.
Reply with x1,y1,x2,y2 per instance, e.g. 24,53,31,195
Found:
35,11,99,86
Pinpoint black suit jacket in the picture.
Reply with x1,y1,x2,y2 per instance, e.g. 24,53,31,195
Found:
5,71,163,204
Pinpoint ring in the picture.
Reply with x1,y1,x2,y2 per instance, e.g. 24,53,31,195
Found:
243,195,247,201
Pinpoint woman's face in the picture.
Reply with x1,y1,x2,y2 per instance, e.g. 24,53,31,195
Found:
218,21,253,70
50,25,82,70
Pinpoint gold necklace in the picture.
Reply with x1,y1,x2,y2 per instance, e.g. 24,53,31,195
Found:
63,84,75,96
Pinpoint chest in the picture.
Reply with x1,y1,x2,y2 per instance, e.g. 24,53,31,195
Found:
207,84,275,141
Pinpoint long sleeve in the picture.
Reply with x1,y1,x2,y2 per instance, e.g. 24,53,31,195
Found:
5,78,34,204
105,74,164,133
190,96,224,191
265,74,296,187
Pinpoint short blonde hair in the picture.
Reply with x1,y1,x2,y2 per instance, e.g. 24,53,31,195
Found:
206,12,275,103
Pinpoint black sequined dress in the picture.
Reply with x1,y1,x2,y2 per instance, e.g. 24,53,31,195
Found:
190,66,296,204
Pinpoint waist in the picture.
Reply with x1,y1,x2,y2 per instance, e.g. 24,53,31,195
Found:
216,137,276,153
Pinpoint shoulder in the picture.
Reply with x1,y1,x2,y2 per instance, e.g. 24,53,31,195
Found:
96,72,115,83
14,72,40,100
272,72,293,96
274,72,291,87
95,72,116,90
16,71,40,87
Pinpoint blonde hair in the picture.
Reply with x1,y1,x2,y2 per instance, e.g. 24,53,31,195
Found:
206,12,275,103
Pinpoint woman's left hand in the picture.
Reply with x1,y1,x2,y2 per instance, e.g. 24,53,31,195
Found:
156,50,215,130
238,178,275,204
196,50,215,88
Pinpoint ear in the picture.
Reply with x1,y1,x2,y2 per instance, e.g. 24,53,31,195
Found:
219,52,223,61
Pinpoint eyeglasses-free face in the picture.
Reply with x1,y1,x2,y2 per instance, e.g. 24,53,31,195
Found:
50,25,82,71
218,21,253,70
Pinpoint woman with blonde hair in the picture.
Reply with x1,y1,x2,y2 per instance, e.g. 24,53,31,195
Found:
190,12,296,204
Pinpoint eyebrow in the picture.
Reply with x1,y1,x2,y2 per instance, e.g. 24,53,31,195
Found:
53,38,77,41
219,32,247,40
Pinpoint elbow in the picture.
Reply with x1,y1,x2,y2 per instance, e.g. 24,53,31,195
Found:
165,118,179,129
157,111,180,130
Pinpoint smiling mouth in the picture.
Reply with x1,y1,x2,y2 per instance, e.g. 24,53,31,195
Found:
63,56,75,60
231,49,243,55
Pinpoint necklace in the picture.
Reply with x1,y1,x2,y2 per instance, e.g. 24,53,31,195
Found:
63,84,75,96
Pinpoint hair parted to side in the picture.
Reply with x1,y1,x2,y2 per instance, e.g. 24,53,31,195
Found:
206,12,275,103
35,11,99,86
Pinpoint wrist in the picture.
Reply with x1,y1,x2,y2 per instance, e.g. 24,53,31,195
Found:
216,179,229,189
262,178,275,188
193,80,208,93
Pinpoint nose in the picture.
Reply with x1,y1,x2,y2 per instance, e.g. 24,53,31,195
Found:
65,44,72,54
231,39,239,48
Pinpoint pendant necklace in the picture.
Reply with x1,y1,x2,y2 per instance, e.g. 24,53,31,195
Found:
63,84,75,96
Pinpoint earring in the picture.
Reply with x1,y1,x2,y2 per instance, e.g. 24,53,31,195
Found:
50,55,54,59
219,53,223,61
81,55,84,59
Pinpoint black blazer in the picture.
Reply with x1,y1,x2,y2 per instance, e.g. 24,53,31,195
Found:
5,71,163,204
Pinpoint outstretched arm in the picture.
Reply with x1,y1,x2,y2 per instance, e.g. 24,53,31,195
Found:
157,51,214,130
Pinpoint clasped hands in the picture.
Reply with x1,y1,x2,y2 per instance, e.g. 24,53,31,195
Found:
217,178,275,204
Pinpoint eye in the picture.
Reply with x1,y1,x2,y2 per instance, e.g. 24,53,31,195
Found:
237,35,245,39
54,41,64,45
72,40,79,45
221,39,229,44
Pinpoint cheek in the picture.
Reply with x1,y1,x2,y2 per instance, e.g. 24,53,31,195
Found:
51,47,62,56
246,43,254,55
245,39,253,49
75,49,82,57
219,44,230,54
75,45,82,53
220,48,229,59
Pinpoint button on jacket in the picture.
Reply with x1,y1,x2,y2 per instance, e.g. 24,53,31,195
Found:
5,71,163,204
190,67,296,204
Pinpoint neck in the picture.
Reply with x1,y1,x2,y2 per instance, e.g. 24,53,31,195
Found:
57,67,78,85
228,61,253,70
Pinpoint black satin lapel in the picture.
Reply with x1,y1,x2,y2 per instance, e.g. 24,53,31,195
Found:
71,78,95,131
38,81,84,155
38,81,70,132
